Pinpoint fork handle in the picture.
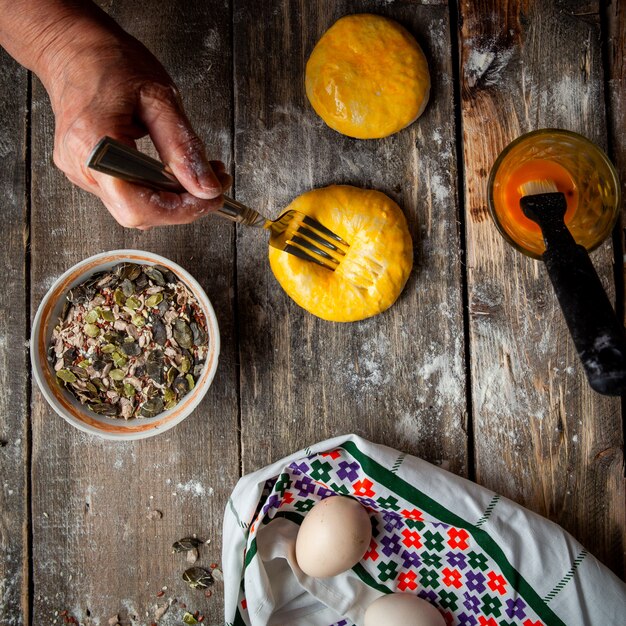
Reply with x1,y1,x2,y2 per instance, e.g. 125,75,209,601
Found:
87,136,266,227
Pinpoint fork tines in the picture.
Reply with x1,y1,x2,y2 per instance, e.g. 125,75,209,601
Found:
286,216,350,271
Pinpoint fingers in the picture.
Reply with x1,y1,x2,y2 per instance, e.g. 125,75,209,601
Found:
137,83,224,200
210,160,233,192
94,173,224,229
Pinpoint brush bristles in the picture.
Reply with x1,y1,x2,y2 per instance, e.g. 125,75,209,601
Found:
518,179,559,197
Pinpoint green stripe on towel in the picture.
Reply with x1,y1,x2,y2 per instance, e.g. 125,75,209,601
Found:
340,440,565,626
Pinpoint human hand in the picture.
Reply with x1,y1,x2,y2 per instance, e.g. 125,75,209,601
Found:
37,8,232,229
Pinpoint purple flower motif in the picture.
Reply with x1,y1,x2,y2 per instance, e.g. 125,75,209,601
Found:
357,497,377,509
336,460,360,481
294,476,316,497
505,597,527,619
418,590,438,603
289,461,309,475
262,494,281,515
401,549,421,568
432,521,450,528
463,592,481,614
382,511,403,531
457,612,478,626
381,533,401,556
466,570,486,593
316,486,335,499
447,551,468,570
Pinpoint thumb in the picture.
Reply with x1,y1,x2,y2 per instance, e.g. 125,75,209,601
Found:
138,83,222,199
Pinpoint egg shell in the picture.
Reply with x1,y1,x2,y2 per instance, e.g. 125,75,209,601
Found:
364,593,446,626
295,495,372,578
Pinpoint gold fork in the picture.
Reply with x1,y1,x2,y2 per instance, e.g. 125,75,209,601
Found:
87,137,349,271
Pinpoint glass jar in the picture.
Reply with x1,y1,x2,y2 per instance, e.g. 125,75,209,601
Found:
487,129,621,259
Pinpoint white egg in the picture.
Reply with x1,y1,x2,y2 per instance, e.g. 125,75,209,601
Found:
295,495,371,578
364,593,445,626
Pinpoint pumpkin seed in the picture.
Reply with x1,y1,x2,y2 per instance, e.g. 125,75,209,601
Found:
114,288,126,306
145,293,163,308
84,323,100,337
101,309,115,322
57,369,77,384
131,314,146,327
112,353,127,368
125,296,141,310
172,537,203,553
182,567,213,590
144,267,166,286
85,309,99,324
174,319,193,349
139,397,164,417
120,341,141,356
109,369,125,381
121,278,135,297
186,374,195,391
152,318,167,345
89,403,118,416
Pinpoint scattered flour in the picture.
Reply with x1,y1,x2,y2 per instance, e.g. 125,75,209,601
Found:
175,480,213,497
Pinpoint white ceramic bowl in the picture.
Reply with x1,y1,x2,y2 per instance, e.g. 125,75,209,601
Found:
31,250,220,440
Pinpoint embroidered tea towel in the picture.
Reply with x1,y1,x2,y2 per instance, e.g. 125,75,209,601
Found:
223,434,625,626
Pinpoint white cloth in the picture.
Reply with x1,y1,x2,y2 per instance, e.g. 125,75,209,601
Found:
223,434,625,626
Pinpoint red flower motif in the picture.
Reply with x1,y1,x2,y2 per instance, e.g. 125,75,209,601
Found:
241,599,247,610
397,570,418,591
400,508,424,521
441,567,463,589
487,571,507,595
447,527,469,550
321,450,341,459
401,528,422,548
523,621,544,626
282,491,294,505
478,618,497,626
353,478,375,497
363,537,379,561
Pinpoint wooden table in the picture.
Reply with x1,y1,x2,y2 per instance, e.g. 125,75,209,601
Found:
1,1,624,624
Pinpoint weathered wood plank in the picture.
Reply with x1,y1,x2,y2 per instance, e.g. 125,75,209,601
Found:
235,1,467,476
460,0,624,575
29,1,237,623
604,0,626,316
0,51,28,626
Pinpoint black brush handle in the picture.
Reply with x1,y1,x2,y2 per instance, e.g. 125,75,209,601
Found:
522,193,626,396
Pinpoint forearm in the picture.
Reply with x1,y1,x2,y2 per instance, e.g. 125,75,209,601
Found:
0,0,125,89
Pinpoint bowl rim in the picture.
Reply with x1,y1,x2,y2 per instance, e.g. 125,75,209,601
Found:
30,249,220,441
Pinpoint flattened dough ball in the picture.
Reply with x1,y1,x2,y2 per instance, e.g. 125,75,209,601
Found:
269,185,413,322
305,14,430,139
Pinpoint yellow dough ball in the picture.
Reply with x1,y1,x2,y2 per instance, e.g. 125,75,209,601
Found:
269,185,413,322
305,14,430,139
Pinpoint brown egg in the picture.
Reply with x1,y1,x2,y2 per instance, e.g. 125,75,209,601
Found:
295,496,371,578
364,593,446,626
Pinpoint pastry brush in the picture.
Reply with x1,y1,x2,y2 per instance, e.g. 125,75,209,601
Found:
519,179,626,395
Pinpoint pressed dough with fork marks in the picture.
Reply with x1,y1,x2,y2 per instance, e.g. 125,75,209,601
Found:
269,185,413,322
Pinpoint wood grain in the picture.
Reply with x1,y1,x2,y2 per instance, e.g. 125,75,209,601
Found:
604,0,626,318
0,52,28,626
28,2,237,624
459,0,625,575
234,1,468,476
